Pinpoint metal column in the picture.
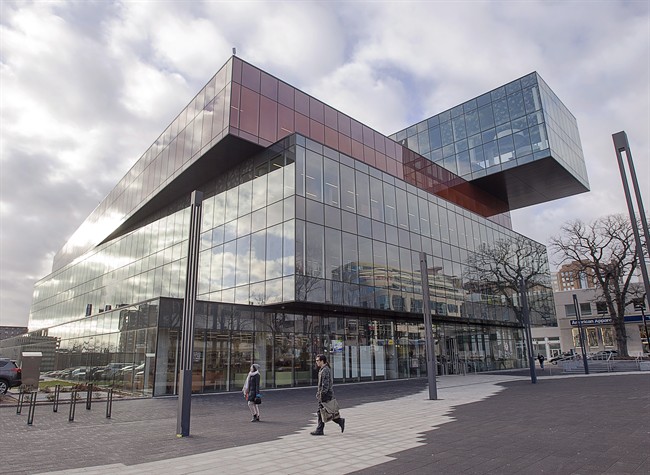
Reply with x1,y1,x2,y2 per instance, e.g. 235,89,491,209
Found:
573,294,590,375
612,132,650,319
519,278,537,383
176,190,204,437
419,252,438,400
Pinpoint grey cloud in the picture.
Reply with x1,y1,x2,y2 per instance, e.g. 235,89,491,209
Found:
1,0,647,330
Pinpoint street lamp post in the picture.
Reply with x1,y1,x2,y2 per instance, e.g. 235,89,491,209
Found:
519,277,537,384
573,294,589,375
419,252,438,400
613,132,650,349
176,190,204,437
633,299,649,355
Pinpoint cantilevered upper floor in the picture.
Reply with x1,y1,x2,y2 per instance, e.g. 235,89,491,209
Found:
391,72,589,211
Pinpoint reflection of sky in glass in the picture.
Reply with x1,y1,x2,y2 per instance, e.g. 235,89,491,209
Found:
390,72,587,189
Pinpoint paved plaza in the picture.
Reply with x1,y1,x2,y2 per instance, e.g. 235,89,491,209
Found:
1,372,648,474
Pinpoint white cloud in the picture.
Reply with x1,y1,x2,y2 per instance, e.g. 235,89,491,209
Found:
0,0,648,327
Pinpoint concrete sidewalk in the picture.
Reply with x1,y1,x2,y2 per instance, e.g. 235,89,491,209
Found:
2,372,649,474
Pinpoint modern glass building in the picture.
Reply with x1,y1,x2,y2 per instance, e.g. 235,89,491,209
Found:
2,57,588,396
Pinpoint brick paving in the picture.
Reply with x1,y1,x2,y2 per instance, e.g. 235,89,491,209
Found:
1,372,648,474
351,374,650,475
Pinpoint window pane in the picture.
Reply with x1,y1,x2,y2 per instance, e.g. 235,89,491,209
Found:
342,232,359,284
306,223,324,278
325,227,342,281
340,164,356,212
323,157,340,207
355,170,370,218
305,149,323,202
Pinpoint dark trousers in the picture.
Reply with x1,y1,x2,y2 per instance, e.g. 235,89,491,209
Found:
316,401,341,432
316,404,325,432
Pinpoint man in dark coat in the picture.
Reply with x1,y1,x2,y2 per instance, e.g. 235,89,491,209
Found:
311,354,345,435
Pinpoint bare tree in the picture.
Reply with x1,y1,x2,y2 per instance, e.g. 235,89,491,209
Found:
549,214,646,356
464,235,554,326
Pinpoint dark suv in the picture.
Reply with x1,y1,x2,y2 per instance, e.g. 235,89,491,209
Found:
0,358,22,394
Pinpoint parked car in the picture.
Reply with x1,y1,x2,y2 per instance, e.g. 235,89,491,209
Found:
102,363,133,380
588,350,618,360
549,351,578,364
0,358,22,394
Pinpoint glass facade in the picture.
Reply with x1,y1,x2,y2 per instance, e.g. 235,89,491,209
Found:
391,72,588,209
9,57,589,397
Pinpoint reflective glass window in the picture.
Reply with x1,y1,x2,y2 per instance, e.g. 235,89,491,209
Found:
266,224,284,279
268,157,284,204
324,205,341,229
340,165,356,212
325,227,342,281
493,98,510,126
383,182,397,226
355,171,371,218
323,157,340,207
305,149,323,202
428,126,442,150
250,231,267,284
283,220,294,277
267,200,283,228
507,92,525,119
395,188,409,230
440,121,453,146
342,232,359,284
235,235,251,285
407,192,420,233
369,176,384,222
222,240,236,288
305,222,324,278
252,175,267,210
225,188,239,222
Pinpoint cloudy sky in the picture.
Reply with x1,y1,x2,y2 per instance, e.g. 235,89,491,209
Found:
1,0,649,328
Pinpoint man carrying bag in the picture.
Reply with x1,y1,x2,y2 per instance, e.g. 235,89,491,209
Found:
311,354,345,436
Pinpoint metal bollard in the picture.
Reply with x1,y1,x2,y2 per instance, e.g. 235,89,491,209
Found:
86,383,93,410
106,388,113,419
27,391,37,425
69,390,78,422
53,385,61,413
16,389,25,415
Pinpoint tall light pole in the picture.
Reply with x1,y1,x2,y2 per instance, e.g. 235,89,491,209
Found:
613,132,650,323
633,298,649,355
177,190,203,437
573,294,589,374
419,252,438,400
519,277,537,384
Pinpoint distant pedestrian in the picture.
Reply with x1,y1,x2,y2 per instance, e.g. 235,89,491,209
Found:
311,354,345,436
537,354,545,369
243,363,261,422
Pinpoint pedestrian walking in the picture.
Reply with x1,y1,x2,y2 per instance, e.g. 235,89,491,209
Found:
537,354,545,370
243,363,261,422
311,354,345,436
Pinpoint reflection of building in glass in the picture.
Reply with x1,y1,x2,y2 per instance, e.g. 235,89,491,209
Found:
554,261,597,291
0,57,589,396
0,326,28,341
